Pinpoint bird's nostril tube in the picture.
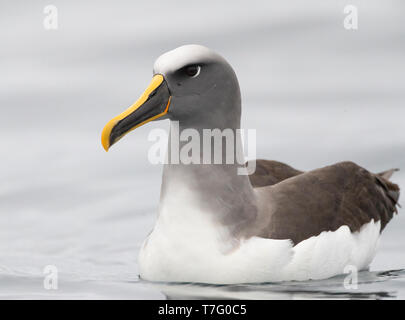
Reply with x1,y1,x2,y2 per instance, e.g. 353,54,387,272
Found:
149,90,157,97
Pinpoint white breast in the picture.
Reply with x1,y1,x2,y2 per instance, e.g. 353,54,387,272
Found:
138,183,381,283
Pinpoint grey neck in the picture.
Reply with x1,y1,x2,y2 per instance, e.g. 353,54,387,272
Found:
159,114,257,236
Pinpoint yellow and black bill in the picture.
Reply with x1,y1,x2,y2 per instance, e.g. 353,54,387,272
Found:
101,74,171,151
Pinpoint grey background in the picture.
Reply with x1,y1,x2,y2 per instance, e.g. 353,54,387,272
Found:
0,0,404,298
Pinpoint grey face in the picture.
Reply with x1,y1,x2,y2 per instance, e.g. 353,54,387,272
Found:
102,45,241,151
153,45,241,128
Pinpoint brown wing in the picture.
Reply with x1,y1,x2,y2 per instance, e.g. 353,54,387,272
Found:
259,161,400,245
247,159,396,188
247,159,303,187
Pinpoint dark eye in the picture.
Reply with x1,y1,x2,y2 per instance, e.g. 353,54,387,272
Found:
185,65,201,78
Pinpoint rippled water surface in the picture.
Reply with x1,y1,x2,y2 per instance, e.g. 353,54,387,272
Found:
1,1,404,299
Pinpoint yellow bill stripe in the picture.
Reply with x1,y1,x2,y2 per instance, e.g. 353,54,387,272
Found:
101,74,169,151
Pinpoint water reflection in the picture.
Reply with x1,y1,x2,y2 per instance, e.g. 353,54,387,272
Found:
140,269,405,300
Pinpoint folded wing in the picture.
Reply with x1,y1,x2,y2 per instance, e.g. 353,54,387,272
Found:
250,161,400,245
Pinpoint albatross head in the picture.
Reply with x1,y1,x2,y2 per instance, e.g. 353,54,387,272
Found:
101,44,241,151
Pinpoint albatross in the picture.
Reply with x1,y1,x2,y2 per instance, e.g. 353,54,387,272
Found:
101,45,400,284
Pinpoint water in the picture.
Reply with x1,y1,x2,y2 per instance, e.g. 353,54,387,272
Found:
1,0,404,299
